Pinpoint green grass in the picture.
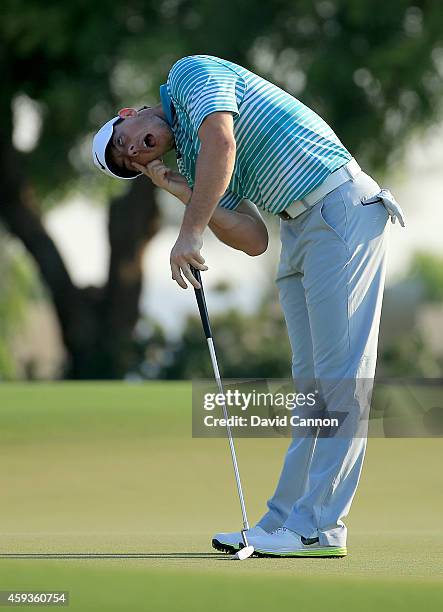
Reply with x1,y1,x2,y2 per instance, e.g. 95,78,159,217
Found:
2,562,442,612
0,383,442,611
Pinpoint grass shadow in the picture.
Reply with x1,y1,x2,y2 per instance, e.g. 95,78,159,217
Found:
0,552,229,560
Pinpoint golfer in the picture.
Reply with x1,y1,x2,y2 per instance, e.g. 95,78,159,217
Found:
93,54,404,557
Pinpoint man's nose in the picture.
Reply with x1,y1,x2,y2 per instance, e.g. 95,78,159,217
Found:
127,143,138,156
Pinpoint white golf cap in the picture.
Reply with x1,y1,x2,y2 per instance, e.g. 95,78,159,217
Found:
92,116,141,180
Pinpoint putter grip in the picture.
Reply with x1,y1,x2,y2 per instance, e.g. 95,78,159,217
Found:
190,267,212,340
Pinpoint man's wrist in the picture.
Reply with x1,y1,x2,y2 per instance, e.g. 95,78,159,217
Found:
179,186,192,205
179,222,204,239
180,207,207,236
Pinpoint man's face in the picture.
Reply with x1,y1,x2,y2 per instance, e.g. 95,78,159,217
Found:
107,107,174,173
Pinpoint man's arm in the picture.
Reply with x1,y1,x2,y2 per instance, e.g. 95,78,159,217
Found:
169,111,237,289
180,112,236,232
208,201,268,256
132,159,268,258
133,111,268,288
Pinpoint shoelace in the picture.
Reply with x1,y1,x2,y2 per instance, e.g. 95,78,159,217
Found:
271,527,289,535
271,527,320,546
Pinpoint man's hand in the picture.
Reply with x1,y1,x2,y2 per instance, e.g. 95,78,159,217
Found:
132,160,192,204
170,229,208,289
362,189,406,227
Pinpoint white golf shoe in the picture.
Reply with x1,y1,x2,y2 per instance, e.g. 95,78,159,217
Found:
248,527,347,558
212,525,268,553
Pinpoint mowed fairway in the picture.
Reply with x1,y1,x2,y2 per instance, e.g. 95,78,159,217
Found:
0,383,442,611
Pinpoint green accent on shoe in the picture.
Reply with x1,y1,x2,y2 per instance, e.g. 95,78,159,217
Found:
254,546,347,558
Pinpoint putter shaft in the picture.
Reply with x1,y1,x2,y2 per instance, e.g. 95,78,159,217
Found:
191,267,250,541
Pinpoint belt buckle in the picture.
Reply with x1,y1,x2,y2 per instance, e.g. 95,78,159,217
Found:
279,210,292,221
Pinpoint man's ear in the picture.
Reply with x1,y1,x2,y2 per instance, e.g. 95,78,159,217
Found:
118,107,138,119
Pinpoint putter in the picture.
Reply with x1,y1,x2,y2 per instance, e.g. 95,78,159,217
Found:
191,267,254,561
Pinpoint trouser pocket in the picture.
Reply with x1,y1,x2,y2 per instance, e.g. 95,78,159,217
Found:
318,190,348,245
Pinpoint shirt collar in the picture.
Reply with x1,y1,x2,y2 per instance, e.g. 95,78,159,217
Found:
160,84,175,128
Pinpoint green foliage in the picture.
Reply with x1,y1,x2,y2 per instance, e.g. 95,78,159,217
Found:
0,235,39,379
144,0,443,171
408,251,443,302
380,330,442,377
161,300,292,379
271,0,443,171
2,0,443,205
1,1,187,204
379,251,443,377
3,1,443,379
152,249,443,380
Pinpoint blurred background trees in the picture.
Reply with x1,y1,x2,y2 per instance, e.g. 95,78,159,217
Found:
380,252,443,377
0,1,168,377
0,231,40,379
1,0,443,379
127,251,443,380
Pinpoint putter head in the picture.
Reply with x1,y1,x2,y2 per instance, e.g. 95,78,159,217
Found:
233,545,254,560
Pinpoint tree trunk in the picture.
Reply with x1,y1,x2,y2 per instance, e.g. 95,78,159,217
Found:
68,178,160,379
0,140,160,379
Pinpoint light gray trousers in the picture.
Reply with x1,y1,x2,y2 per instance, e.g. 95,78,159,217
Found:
257,171,390,547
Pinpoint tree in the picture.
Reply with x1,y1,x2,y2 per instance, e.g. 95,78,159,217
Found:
178,0,443,170
0,2,169,378
1,0,443,378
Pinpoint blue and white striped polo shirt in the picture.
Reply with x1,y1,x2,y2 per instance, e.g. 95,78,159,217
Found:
162,55,352,215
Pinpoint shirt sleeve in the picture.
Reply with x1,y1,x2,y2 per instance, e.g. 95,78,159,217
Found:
176,157,193,187
167,56,246,132
218,190,243,211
